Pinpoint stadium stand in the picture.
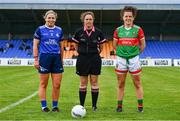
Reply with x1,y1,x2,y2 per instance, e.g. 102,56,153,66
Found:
140,40,180,59
1,1,180,41
0,40,33,58
0,39,180,59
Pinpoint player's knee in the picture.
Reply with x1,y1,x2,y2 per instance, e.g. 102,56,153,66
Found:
91,81,98,87
118,82,125,89
134,83,141,89
40,83,48,88
53,83,61,89
80,83,87,88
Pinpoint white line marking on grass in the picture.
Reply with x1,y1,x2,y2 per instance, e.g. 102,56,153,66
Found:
0,91,38,113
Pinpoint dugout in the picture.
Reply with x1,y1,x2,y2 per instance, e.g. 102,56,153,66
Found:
0,0,180,41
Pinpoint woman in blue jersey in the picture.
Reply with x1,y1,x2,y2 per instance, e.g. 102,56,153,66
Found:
33,10,64,112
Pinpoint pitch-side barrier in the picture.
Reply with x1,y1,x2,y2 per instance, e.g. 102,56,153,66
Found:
0,58,180,67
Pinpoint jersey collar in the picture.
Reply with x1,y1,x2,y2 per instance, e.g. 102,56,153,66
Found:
84,26,95,32
123,24,134,29
83,26,95,37
44,24,56,29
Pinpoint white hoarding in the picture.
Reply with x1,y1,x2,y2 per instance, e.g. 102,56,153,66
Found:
0,58,174,67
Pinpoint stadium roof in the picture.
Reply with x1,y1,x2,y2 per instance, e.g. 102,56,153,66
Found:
1,0,180,10
1,0,180,40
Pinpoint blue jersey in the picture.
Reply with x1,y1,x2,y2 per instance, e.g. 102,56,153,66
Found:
34,25,63,54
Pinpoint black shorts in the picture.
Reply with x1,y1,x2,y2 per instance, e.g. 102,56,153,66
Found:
39,53,64,74
76,54,102,76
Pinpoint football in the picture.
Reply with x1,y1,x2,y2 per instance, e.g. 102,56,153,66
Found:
71,105,86,118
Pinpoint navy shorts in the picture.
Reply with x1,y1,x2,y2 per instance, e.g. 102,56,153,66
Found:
39,53,64,74
76,54,102,76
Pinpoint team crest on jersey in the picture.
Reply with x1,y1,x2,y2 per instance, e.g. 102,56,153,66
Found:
98,37,100,40
56,33,60,37
132,32,136,37
50,33,54,36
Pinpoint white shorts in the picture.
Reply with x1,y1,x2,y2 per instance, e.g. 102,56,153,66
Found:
115,55,141,75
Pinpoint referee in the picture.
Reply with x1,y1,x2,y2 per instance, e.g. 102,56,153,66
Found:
72,11,106,111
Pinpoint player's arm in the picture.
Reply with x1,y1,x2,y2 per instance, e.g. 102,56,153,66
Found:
98,44,103,54
60,41,64,63
113,38,118,50
139,37,146,53
98,30,106,54
138,27,146,53
72,29,80,43
33,38,40,69
74,43,78,52
113,29,118,52
71,43,79,58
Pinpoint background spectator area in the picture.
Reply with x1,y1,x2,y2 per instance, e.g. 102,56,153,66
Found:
0,39,180,59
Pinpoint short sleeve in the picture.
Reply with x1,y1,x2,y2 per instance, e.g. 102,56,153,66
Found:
98,30,106,44
60,31,64,42
113,28,118,40
72,29,80,43
138,27,145,39
34,27,41,40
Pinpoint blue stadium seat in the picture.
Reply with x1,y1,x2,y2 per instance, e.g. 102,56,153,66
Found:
140,40,180,59
0,40,33,58
0,40,180,59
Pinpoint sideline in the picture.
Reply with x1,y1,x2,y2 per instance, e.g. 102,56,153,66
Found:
0,91,38,113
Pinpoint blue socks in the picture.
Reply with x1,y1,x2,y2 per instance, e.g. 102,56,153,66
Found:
41,100,58,109
52,101,58,108
41,100,47,109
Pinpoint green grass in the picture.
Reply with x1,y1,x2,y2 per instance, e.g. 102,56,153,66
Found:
0,66,180,120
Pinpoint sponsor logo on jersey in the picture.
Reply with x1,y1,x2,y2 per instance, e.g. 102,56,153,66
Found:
45,39,58,45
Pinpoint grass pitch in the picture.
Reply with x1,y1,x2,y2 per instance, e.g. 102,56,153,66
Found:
0,66,180,120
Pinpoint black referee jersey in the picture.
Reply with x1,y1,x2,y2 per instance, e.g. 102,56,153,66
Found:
72,27,106,54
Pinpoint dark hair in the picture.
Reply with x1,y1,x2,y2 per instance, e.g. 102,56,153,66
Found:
120,6,137,19
80,11,95,22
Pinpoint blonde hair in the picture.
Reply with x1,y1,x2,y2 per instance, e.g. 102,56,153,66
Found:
44,10,58,19
80,11,95,22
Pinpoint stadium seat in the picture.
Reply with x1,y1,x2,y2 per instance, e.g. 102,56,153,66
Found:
0,40,180,59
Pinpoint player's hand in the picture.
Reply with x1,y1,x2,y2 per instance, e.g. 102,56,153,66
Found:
34,60,40,70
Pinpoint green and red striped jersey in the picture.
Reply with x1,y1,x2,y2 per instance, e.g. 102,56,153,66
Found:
113,25,145,59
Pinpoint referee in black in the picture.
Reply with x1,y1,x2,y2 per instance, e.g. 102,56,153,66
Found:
72,11,106,111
